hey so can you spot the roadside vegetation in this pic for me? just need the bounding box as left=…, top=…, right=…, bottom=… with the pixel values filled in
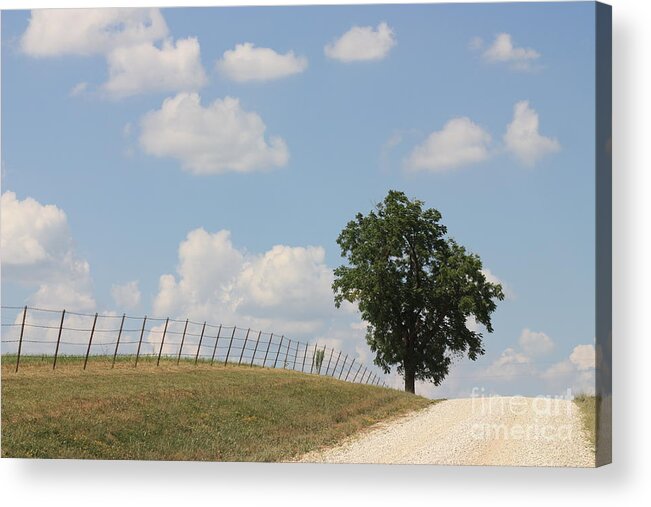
left=574, top=394, right=596, bottom=449
left=1, top=355, right=431, bottom=461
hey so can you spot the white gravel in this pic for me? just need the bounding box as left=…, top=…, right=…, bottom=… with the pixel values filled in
left=298, top=397, right=595, bottom=467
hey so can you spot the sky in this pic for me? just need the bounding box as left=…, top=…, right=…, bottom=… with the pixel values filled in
left=1, top=3, right=598, bottom=398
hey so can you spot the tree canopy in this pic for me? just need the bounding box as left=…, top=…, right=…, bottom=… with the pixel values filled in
left=333, top=190, right=504, bottom=394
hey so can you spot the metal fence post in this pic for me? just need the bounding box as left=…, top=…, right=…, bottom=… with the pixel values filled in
left=238, top=328, right=250, bottom=365
left=331, top=351, right=342, bottom=378
left=250, top=330, right=262, bottom=367
left=194, top=322, right=206, bottom=365
left=301, top=342, right=308, bottom=372
left=292, top=341, right=298, bottom=370
left=14, top=306, right=27, bottom=373
left=210, top=324, right=222, bottom=365
left=134, top=315, right=147, bottom=368
left=273, top=335, right=284, bottom=368
left=352, top=364, right=363, bottom=382
left=83, top=313, right=99, bottom=370
left=177, top=319, right=188, bottom=365
left=224, top=326, right=236, bottom=365
left=112, top=314, right=126, bottom=368
left=325, top=347, right=334, bottom=376
left=318, top=346, right=326, bottom=374
left=345, top=358, right=356, bottom=381
left=262, top=333, right=273, bottom=367
left=157, top=318, right=169, bottom=366
left=310, top=342, right=318, bottom=374
left=338, top=355, right=348, bottom=379
left=52, top=309, right=66, bottom=370
left=283, top=339, right=291, bottom=369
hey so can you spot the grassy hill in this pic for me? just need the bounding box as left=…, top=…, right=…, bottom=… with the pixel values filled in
left=1, top=356, right=432, bottom=461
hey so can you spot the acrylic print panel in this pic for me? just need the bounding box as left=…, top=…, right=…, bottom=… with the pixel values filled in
left=0, top=2, right=611, bottom=467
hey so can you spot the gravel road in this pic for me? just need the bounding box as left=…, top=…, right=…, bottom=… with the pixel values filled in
left=298, top=397, right=595, bottom=467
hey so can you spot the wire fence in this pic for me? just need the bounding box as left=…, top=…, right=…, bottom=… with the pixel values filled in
left=0, top=306, right=388, bottom=387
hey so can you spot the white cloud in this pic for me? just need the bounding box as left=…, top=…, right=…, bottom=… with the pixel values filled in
left=0, top=191, right=95, bottom=312
left=484, top=330, right=596, bottom=395
left=481, top=267, right=514, bottom=299
left=153, top=228, right=334, bottom=335
left=538, top=344, right=596, bottom=394
left=324, top=22, right=396, bottom=62
left=20, top=8, right=168, bottom=57
left=236, top=245, right=334, bottom=318
left=111, top=281, right=141, bottom=309
left=30, top=282, right=95, bottom=312
left=484, top=347, right=531, bottom=381
left=518, top=328, right=554, bottom=357
left=149, top=229, right=380, bottom=380
left=139, top=92, right=289, bottom=174
left=570, top=344, right=596, bottom=371
left=103, top=38, right=207, bottom=98
left=69, top=82, right=88, bottom=97
left=468, top=36, right=484, bottom=51
left=405, top=117, right=491, bottom=172
left=482, top=33, right=540, bottom=71
left=1, top=191, right=68, bottom=267
left=217, top=43, right=307, bottom=82
left=504, top=101, right=560, bottom=166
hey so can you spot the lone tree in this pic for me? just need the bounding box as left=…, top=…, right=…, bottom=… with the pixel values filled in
left=333, top=190, right=504, bottom=394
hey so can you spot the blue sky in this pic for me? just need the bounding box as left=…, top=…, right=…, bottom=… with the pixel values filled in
left=1, top=3, right=598, bottom=398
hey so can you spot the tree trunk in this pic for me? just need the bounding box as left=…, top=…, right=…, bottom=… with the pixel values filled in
left=404, top=332, right=416, bottom=394
left=404, top=367, right=416, bottom=394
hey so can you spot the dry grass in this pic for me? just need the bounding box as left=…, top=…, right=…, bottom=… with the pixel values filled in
left=1, top=355, right=431, bottom=462
left=574, top=394, right=596, bottom=449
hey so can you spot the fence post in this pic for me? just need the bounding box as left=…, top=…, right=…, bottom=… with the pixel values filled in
left=83, top=312, right=99, bottom=370
left=283, top=339, right=291, bottom=369
left=338, top=355, right=348, bottom=379
left=194, top=322, right=206, bottom=365
left=14, top=306, right=27, bottom=373
left=331, top=351, right=342, bottom=378
left=262, top=333, right=273, bottom=367
left=301, top=342, right=308, bottom=372
left=52, top=309, right=66, bottom=370
left=238, top=328, right=250, bottom=365
left=134, top=316, right=147, bottom=368
left=112, top=314, right=126, bottom=368
left=156, top=318, right=169, bottom=366
left=292, top=341, right=298, bottom=370
left=273, top=335, right=284, bottom=368
left=345, top=358, right=356, bottom=381
left=224, top=326, right=236, bottom=365
left=325, top=347, right=335, bottom=376
left=177, top=319, right=189, bottom=365
left=250, top=330, right=262, bottom=367
left=310, top=342, right=318, bottom=374
left=352, top=364, right=363, bottom=383
left=318, top=346, right=326, bottom=374
left=210, top=324, right=222, bottom=365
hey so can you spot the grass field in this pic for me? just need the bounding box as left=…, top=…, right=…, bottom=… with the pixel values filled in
left=1, top=355, right=432, bottom=462
left=574, top=394, right=596, bottom=449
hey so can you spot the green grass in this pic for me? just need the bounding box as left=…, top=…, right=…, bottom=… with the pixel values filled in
left=574, top=394, right=596, bottom=449
left=1, top=355, right=432, bottom=462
